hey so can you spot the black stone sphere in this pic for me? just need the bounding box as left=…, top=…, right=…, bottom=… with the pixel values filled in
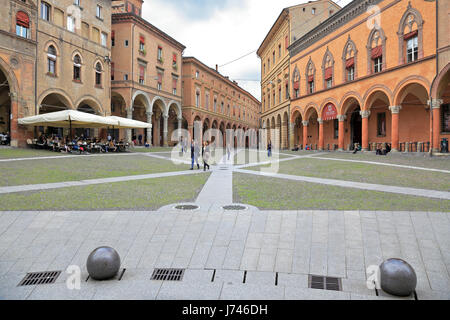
left=86, top=247, right=121, bottom=280
left=380, top=258, right=417, bottom=297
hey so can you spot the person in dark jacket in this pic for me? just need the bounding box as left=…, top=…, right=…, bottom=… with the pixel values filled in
left=190, top=139, right=200, bottom=170
left=267, top=140, right=272, bottom=157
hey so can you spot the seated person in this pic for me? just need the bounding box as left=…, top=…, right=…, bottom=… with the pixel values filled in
left=107, top=140, right=117, bottom=152
left=291, top=144, right=300, bottom=152
left=305, top=144, right=310, bottom=150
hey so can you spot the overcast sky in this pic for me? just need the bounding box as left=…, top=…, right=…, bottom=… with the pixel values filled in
left=142, top=0, right=353, bottom=101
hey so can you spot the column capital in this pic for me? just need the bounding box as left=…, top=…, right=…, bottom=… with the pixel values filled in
left=146, top=111, right=153, bottom=117
left=317, top=118, right=324, bottom=124
left=360, top=110, right=371, bottom=118
left=337, top=115, right=347, bottom=122
left=428, top=99, right=443, bottom=109
left=389, top=105, right=402, bottom=114
left=162, top=114, right=169, bottom=120
left=302, top=120, right=309, bottom=127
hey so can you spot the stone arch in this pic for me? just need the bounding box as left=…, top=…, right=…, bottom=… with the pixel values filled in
left=397, top=3, right=424, bottom=64
left=339, top=92, right=363, bottom=114
left=363, top=84, right=393, bottom=109
left=319, top=97, right=340, bottom=116
left=75, top=95, right=104, bottom=115
left=167, top=100, right=182, bottom=118
left=304, top=103, right=319, bottom=120
left=151, top=95, right=167, bottom=115
left=342, top=36, right=358, bottom=82
left=44, top=40, right=60, bottom=56
left=431, top=63, right=450, bottom=99
left=71, top=50, right=84, bottom=64
left=290, top=106, right=303, bottom=123
left=393, top=76, right=430, bottom=106
left=38, top=88, right=74, bottom=112
left=322, top=47, right=335, bottom=88
left=0, top=57, right=19, bottom=95
left=132, top=90, right=151, bottom=111
left=366, top=26, right=387, bottom=74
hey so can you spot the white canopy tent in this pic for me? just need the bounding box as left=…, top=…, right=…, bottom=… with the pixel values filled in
left=18, top=110, right=118, bottom=128
left=104, top=116, right=151, bottom=129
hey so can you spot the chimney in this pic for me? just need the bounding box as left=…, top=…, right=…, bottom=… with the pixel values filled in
left=215, top=64, right=218, bottom=72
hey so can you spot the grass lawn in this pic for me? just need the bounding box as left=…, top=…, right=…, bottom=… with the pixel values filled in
left=0, top=147, right=68, bottom=159
left=318, top=151, right=450, bottom=171
left=131, top=146, right=175, bottom=153
left=0, top=154, right=190, bottom=187
left=246, top=157, right=450, bottom=192
left=233, top=172, right=450, bottom=211
left=0, top=173, right=210, bottom=211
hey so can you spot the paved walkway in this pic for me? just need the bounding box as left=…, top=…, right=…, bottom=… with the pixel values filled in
left=0, top=208, right=449, bottom=300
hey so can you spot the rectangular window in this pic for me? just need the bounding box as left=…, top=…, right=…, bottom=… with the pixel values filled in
left=74, top=0, right=81, bottom=6
left=278, top=87, right=281, bottom=103
left=309, top=81, right=314, bottom=94
left=67, top=16, right=75, bottom=32
left=347, top=66, right=355, bottom=81
left=278, top=44, right=281, bottom=58
left=157, top=46, right=163, bottom=61
left=16, top=25, right=28, bottom=38
left=377, top=112, right=386, bottom=136
left=172, top=78, right=177, bottom=95
left=374, top=56, right=382, bottom=73
left=124, top=74, right=128, bottom=81
left=111, top=62, right=114, bottom=81
left=96, top=5, right=102, bottom=19
left=195, top=92, right=200, bottom=107
left=406, top=36, right=418, bottom=63
left=139, top=36, right=145, bottom=52
left=273, top=51, right=275, bottom=64
left=157, top=73, right=162, bottom=91
left=124, top=40, right=129, bottom=47
left=139, top=65, right=145, bottom=84
left=101, top=32, right=107, bottom=47
left=48, top=58, right=55, bottom=74
left=286, top=84, right=289, bottom=100
left=326, top=78, right=333, bottom=89
left=41, top=2, right=50, bottom=21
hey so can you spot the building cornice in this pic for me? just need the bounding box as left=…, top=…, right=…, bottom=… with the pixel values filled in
left=289, top=0, right=385, bottom=57
left=112, top=13, right=186, bottom=51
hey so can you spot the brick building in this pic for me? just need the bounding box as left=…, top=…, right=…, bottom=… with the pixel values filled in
left=182, top=57, right=261, bottom=148
left=288, top=0, right=449, bottom=153
left=110, top=0, right=185, bottom=146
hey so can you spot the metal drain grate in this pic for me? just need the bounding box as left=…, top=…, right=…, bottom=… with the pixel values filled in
left=151, top=268, right=185, bottom=281
left=308, top=275, right=342, bottom=291
left=18, top=271, right=61, bottom=286
left=175, top=205, right=199, bottom=210
left=223, top=205, right=246, bottom=210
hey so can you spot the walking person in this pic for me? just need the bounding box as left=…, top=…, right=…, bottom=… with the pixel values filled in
left=267, top=140, right=272, bottom=157
left=138, top=134, right=143, bottom=146
left=190, top=139, right=200, bottom=170
left=203, top=141, right=210, bottom=171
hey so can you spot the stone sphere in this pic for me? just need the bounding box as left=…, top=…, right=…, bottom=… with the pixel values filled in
left=86, top=247, right=121, bottom=280
left=380, top=258, right=417, bottom=297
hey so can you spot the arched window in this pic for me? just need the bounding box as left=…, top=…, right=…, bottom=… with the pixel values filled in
left=292, top=67, right=300, bottom=98
left=47, top=45, right=56, bottom=75
left=367, top=27, right=386, bottom=74
left=322, top=49, right=334, bottom=89
left=16, top=11, right=30, bottom=38
left=342, top=37, right=357, bottom=82
left=398, top=6, right=423, bottom=64
left=305, top=58, right=316, bottom=94
left=73, top=54, right=82, bottom=81
left=95, top=62, right=102, bottom=86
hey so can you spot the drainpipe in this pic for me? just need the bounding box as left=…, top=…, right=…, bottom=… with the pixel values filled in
left=429, top=0, right=439, bottom=157
left=34, top=9, right=39, bottom=139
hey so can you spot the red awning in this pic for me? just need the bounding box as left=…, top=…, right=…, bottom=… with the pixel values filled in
left=324, top=67, right=333, bottom=80
left=16, top=11, right=29, bottom=28
left=346, top=57, right=354, bottom=68
left=371, top=45, right=382, bottom=59
left=139, top=36, right=145, bottom=44
left=322, top=103, right=338, bottom=121
left=293, top=81, right=299, bottom=90
left=111, top=31, right=115, bottom=39
left=139, top=66, right=145, bottom=79
left=403, top=30, right=418, bottom=40
left=308, top=75, right=314, bottom=82
left=173, top=54, right=177, bottom=62
left=157, top=73, right=162, bottom=83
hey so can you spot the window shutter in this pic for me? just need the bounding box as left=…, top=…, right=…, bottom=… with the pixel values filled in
left=173, top=78, right=177, bottom=89
left=173, top=54, right=177, bottom=63
left=403, top=30, right=418, bottom=40
left=308, top=75, right=314, bottom=82
left=16, top=11, right=30, bottom=28
left=324, top=67, right=333, bottom=80
left=293, top=81, right=299, bottom=90
left=139, top=36, right=145, bottom=44
left=345, top=57, right=354, bottom=68
left=111, top=31, right=115, bottom=39
left=139, top=66, right=145, bottom=80
left=371, top=45, right=382, bottom=59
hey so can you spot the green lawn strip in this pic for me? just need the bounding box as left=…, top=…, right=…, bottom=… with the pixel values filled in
left=0, top=155, right=191, bottom=187
left=245, top=157, right=450, bottom=192
left=233, top=172, right=450, bottom=212
left=318, top=152, right=450, bottom=171
left=0, top=173, right=210, bottom=211
left=0, top=148, right=68, bottom=159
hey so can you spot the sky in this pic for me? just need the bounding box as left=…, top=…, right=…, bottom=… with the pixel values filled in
left=141, top=0, right=353, bottom=101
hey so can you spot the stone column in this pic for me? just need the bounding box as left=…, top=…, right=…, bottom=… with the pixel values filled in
left=337, top=115, right=346, bottom=151
left=360, top=110, right=370, bottom=151
left=163, top=114, right=168, bottom=147
left=126, top=108, right=133, bottom=143
left=429, top=99, right=442, bottom=152
left=318, top=118, right=324, bottom=151
left=146, top=111, right=153, bottom=146
left=302, top=120, right=309, bottom=150
left=389, top=106, right=402, bottom=152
